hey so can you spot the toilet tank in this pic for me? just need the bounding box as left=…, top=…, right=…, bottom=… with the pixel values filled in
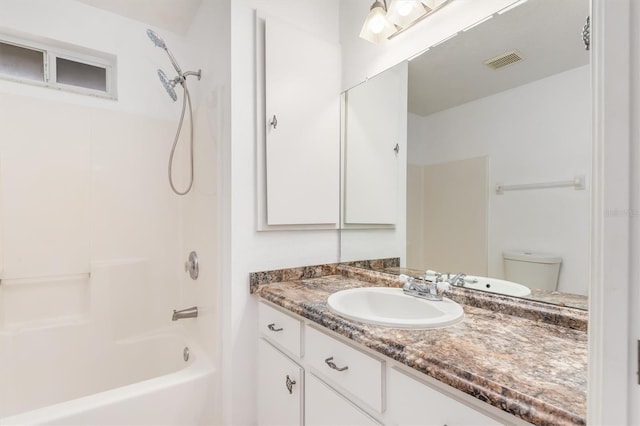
left=502, top=251, right=562, bottom=291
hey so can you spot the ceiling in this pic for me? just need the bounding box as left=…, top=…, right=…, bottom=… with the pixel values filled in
left=75, top=0, right=203, bottom=34
left=408, top=0, right=590, bottom=116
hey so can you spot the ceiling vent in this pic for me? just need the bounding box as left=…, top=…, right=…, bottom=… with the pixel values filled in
left=483, top=50, right=524, bottom=70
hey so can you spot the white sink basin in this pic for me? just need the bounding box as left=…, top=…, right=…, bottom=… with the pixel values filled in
left=463, top=276, right=531, bottom=297
left=327, top=287, right=464, bottom=329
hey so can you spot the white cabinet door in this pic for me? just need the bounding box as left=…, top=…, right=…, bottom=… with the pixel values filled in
left=343, top=61, right=408, bottom=225
left=258, top=338, right=303, bottom=426
left=387, top=367, right=502, bottom=426
left=305, top=373, right=380, bottom=426
left=264, top=15, right=340, bottom=226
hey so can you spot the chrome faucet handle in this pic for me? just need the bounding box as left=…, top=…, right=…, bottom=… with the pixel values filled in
left=399, top=274, right=415, bottom=291
left=435, top=281, right=451, bottom=296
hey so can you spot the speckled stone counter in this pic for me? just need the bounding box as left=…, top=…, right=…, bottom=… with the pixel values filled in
left=253, top=274, right=587, bottom=426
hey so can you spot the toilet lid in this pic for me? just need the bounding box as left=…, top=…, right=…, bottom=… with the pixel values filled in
left=503, top=250, right=562, bottom=264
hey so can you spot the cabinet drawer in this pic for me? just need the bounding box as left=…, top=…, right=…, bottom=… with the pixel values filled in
left=387, top=367, right=502, bottom=426
left=305, top=325, right=383, bottom=413
left=306, top=373, right=380, bottom=426
left=259, top=302, right=302, bottom=357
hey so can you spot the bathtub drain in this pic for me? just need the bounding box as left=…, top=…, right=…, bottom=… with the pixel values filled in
left=183, top=346, right=190, bottom=362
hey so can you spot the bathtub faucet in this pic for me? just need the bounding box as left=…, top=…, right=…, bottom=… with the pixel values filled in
left=172, top=306, right=198, bottom=321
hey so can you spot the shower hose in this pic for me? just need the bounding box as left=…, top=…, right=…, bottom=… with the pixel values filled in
left=168, top=81, right=194, bottom=196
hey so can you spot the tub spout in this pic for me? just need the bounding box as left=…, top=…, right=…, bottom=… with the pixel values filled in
left=172, top=306, right=198, bottom=321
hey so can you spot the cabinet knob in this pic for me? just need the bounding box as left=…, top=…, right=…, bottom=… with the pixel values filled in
left=393, top=143, right=399, bottom=154
left=285, top=375, right=296, bottom=394
left=267, top=323, right=283, bottom=332
left=325, top=356, right=349, bottom=372
left=269, top=115, right=278, bottom=129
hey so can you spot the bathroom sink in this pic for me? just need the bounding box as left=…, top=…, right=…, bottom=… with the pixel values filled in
left=463, top=276, right=531, bottom=297
left=327, top=287, right=464, bottom=329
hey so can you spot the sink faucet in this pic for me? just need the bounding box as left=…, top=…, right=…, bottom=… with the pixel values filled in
left=445, top=273, right=467, bottom=287
left=172, top=306, right=198, bottom=321
left=399, top=274, right=449, bottom=301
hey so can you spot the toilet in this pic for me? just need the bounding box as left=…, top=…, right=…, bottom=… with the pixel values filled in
left=502, top=250, right=562, bottom=291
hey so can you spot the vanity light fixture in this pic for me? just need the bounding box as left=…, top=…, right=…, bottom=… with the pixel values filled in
left=360, top=0, right=452, bottom=44
left=386, top=0, right=426, bottom=28
left=360, top=1, right=397, bottom=43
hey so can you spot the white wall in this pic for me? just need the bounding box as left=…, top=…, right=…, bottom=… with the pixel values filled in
left=628, top=0, right=640, bottom=423
left=225, top=1, right=340, bottom=424
left=407, top=66, right=591, bottom=294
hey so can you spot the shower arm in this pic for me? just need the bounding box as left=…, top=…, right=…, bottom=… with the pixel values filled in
left=182, top=70, right=202, bottom=80
left=170, top=70, right=202, bottom=88
left=163, top=70, right=201, bottom=95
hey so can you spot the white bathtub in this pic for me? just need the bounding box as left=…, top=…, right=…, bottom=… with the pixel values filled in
left=0, top=324, right=216, bottom=426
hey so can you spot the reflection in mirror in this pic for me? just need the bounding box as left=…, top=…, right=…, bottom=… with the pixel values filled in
left=340, top=0, right=590, bottom=310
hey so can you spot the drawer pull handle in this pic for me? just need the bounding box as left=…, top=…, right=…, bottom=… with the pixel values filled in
left=267, top=323, right=283, bottom=332
left=285, top=375, right=296, bottom=394
left=325, top=357, right=349, bottom=372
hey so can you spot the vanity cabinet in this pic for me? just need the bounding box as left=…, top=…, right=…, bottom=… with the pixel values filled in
left=258, top=300, right=518, bottom=426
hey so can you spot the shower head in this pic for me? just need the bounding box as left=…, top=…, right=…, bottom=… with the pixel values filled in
left=146, top=29, right=166, bottom=49
left=157, top=69, right=178, bottom=102
left=147, top=29, right=183, bottom=75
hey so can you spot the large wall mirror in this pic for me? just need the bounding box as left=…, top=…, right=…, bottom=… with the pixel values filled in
left=340, top=0, right=590, bottom=310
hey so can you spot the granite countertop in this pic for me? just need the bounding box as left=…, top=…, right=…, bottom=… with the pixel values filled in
left=254, top=274, right=587, bottom=426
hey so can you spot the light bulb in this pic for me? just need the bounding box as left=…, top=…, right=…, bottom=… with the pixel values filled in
left=397, top=2, right=414, bottom=16
left=369, top=15, right=387, bottom=34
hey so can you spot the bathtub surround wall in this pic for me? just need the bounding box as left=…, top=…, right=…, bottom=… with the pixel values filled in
left=407, top=156, right=489, bottom=276
left=0, top=0, right=221, bottom=421
left=179, top=4, right=229, bottom=420
left=0, top=0, right=185, bottom=324
left=407, top=65, right=591, bottom=295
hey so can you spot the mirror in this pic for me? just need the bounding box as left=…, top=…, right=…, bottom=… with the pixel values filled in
left=340, top=0, right=590, bottom=310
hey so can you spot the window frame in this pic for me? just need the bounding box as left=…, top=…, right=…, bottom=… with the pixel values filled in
left=0, top=33, right=117, bottom=100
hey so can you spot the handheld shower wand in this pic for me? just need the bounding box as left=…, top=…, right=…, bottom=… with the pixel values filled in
left=146, top=29, right=202, bottom=196
left=146, top=29, right=183, bottom=75
left=146, top=29, right=202, bottom=100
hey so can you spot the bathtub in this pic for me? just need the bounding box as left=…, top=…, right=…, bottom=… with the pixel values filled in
left=0, top=324, right=216, bottom=426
